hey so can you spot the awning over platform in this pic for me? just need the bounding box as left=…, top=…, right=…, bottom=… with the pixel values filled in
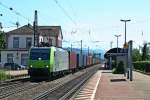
left=104, top=48, right=128, bottom=59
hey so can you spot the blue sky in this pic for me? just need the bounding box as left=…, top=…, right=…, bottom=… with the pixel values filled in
left=0, top=0, right=150, bottom=51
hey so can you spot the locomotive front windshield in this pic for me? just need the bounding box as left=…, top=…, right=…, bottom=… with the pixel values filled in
left=30, top=48, right=50, bottom=60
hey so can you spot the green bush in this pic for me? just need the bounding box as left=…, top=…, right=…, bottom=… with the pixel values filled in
left=112, top=60, right=117, bottom=69
left=113, top=61, right=125, bottom=74
left=0, top=70, right=11, bottom=81
left=133, top=61, right=150, bottom=72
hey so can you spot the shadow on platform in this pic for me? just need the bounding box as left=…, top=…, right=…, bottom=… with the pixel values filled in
left=110, top=78, right=126, bottom=82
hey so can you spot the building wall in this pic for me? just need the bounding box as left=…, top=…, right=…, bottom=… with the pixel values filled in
left=57, top=31, right=62, bottom=47
left=7, top=34, right=34, bottom=49
left=1, top=50, right=29, bottom=67
left=57, top=40, right=62, bottom=47
left=2, top=26, right=63, bottom=69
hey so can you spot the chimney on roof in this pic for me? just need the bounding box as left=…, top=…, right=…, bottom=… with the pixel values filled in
left=34, top=10, right=38, bottom=26
left=33, top=10, right=39, bottom=47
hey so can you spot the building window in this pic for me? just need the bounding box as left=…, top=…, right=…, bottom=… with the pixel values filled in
left=7, top=53, right=13, bottom=63
left=26, top=37, right=32, bottom=48
left=13, top=37, right=19, bottom=48
left=21, top=54, right=28, bottom=66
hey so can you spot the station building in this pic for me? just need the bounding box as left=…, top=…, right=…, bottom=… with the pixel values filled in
left=0, top=24, right=63, bottom=68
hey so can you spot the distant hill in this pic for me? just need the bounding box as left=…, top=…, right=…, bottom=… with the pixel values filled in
left=63, top=47, right=104, bottom=59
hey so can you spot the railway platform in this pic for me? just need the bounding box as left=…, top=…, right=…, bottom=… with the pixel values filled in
left=75, top=70, right=150, bottom=100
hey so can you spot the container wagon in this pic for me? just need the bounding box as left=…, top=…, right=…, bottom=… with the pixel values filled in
left=68, top=51, right=77, bottom=73
left=83, top=55, right=87, bottom=67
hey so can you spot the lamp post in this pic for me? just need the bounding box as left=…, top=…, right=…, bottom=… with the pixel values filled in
left=114, top=34, right=121, bottom=53
left=120, top=19, right=131, bottom=48
left=114, top=34, right=121, bottom=69
left=0, top=14, right=2, bottom=30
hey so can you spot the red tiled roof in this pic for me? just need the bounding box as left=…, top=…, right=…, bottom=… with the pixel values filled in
left=6, top=24, right=62, bottom=38
left=7, top=24, right=33, bottom=34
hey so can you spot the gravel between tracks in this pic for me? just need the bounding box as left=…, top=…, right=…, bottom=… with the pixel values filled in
left=3, top=64, right=101, bottom=100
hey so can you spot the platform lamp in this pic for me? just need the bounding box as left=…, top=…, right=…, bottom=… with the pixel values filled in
left=120, top=19, right=131, bottom=48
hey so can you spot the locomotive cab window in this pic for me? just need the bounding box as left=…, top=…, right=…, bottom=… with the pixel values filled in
left=30, top=48, right=50, bottom=60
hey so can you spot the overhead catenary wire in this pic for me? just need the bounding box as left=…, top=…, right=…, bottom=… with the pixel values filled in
left=66, top=0, right=79, bottom=23
left=53, top=0, right=77, bottom=26
left=0, top=1, right=59, bottom=28
left=0, top=1, right=31, bottom=24
left=53, top=0, right=94, bottom=49
left=0, top=18, right=21, bottom=29
left=66, top=0, right=76, bottom=17
left=0, top=1, right=78, bottom=32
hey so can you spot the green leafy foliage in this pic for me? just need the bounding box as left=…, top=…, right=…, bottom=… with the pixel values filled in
left=141, top=43, right=150, bottom=60
left=132, top=49, right=141, bottom=62
left=113, top=61, right=125, bottom=74
left=112, top=60, right=117, bottom=69
left=133, top=61, right=150, bottom=72
left=0, top=70, right=11, bottom=80
left=0, top=31, right=6, bottom=49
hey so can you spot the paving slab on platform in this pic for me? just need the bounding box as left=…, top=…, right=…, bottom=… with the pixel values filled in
left=74, top=71, right=102, bottom=100
left=94, top=70, right=150, bottom=100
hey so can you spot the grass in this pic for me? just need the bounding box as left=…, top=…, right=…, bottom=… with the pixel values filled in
left=0, top=70, right=11, bottom=81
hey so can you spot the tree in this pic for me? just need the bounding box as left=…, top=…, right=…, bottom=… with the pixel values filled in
left=113, top=61, right=124, bottom=74
left=0, top=31, right=6, bottom=49
left=142, top=43, right=149, bottom=60
left=132, top=48, right=141, bottom=62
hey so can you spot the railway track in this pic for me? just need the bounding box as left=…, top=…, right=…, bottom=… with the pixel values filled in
left=1, top=64, right=102, bottom=100
left=0, top=76, right=43, bottom=100
left=59, top=70, right=95, bottom=100
left=0, top=82, right=40, bottom=99
left=0, top=76, right=29, bottom=87
left=32, top=65, right=101, bottom=100
left=0, top=77, right=30, bottom=93
left=0, top=82, right=26, bottom=93
left=4, top=69, right=87, bottom=100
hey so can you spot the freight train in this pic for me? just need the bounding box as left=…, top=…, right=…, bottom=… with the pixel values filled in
left=28, top=47, right=100, bottom=79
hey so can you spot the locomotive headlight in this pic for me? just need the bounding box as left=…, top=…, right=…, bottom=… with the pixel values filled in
left=30, top=65, right=32, bottom=68
left=46, top=65, right=49, bottom=68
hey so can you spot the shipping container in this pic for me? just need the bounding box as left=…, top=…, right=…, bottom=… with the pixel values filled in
left=93, top=58, right=96, bottom=65
left=79, top=54, right=84, bottom=68
left=77, top=54, right=79, bottom=68
left=89, top=56, right=93, bottom=65
left=76, top=54, right=84, bottom=68
left=87, top=56, right=90, bottom=66
left=69, top=51, right=77, bottom=70
left=87, top=56, right=92, bottom=66
left=83, top=55, right=87, bottom=67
